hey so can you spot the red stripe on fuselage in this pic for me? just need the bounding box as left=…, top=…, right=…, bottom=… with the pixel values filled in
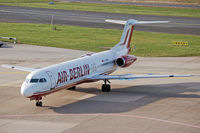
left=127, top=26, right=134, bottom=50
left=28, top=69, right=116, bottom=100
left=28, top=79, right=93, bottom=99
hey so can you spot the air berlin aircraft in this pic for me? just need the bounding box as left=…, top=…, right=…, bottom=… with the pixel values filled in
left=2, top=19, right=192, bottom=107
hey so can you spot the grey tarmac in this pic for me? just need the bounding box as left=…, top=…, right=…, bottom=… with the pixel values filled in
left=0, top=5, right=200, bottom=35
left=0, top=43, right=200, bottom=133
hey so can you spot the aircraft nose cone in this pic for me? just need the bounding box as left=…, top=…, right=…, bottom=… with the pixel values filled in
left=21, top=84, right=32, bottom=97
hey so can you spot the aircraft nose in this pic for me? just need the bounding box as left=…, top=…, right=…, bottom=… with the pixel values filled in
left=21, top=84, right=32, bottom=97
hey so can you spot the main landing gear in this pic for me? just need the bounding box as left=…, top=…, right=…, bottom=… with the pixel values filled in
left=101, top=79, right=111, bottom=92
left=35, top=96, right=43, bottom=107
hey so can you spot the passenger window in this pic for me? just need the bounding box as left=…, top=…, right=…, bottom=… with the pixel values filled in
left=30, top=79, right=39, bottom=83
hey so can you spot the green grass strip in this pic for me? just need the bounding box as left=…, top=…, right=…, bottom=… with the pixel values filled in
left=0, top=23, right=200, bottom=57
left=0, top=0, right=50, bottom=3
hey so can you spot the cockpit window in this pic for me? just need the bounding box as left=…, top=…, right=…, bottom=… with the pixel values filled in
left=30, top=78, right=46, bottom=83
left=39, top=78, right=47, bottom=83
left=30, top=79, right=39, bottom=83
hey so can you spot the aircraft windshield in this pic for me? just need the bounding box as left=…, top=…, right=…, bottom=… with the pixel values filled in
left=30, top=78, right=47, bottom=83
left=39, top=78, right=47, bottom=83
left=30, top=79, right=39, bottom=83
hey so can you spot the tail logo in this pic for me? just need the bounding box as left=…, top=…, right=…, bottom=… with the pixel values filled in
left=122, top=26, right=134, bottom=52
left=123, top=29, right=129, bottom=45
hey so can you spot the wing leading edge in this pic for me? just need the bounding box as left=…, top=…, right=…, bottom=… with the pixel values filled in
left=1, top=64, right=36, bottom=72
left=90, top=74, right=193, bottom=80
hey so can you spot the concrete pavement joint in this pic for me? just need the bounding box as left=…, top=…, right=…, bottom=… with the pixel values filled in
left=0, top=113, right=199, bottom=129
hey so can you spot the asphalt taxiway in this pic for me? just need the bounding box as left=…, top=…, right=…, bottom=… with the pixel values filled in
left=0, top=5, right=200, bottom=35
left=0, top=43, right=200, bottom=133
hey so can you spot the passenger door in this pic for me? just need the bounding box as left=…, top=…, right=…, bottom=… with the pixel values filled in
left=46, top=71, right=56, bottom=89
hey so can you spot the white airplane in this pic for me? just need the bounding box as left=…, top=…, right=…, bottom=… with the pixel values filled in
left=2, top=19, right=192, bottom=107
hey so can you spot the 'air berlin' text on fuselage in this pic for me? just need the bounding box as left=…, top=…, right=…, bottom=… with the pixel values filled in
left=57, top=64, right=90, bottom=85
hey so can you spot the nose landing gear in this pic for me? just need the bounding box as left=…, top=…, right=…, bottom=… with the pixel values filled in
left=101, top=79, right=111, bottom=92
left=36, top=101, right=43, bottom=107
left=35, top=96, right=43, bottom=107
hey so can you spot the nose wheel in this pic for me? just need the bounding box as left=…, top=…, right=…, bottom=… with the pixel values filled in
left=102, top=79, right=111, bottom=92
left=36, top=101, right=43, bottom=107
left=35, top=96, right=43, bottom=107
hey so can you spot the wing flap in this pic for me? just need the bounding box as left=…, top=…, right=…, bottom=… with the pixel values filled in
left=90, top=74, right=193, bottom=80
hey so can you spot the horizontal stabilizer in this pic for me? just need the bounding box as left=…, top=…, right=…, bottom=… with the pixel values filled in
left=105, top=19, right=126, bottom=25
left=105, top=19, right=170, bottom=25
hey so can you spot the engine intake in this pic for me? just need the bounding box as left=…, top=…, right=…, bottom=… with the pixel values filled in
left=116, top=55, right=137, bottom=67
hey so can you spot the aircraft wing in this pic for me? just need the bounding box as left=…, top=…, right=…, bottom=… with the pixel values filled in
left=90, top=74, right=193, bottom=80
left=1, top=64, right=36, bottom=72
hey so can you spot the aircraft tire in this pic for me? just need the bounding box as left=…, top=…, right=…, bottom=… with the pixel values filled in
left=39, top=101, right=43, bottom=106
left=101, top=84, right=106, bottom=92
left=36, top=101, right=43, bottom=107
left=105, top=84, right=111, bottom=92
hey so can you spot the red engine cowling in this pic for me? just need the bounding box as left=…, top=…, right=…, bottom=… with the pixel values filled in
left=116, top=55, right=137, bottom=67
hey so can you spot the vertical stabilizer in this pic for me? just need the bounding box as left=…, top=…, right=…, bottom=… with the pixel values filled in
left=105, top=19, right=169, bottom=54
left=106, top=19, right=138, bottom=54
left=119, top=20, right=136, bottom=53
